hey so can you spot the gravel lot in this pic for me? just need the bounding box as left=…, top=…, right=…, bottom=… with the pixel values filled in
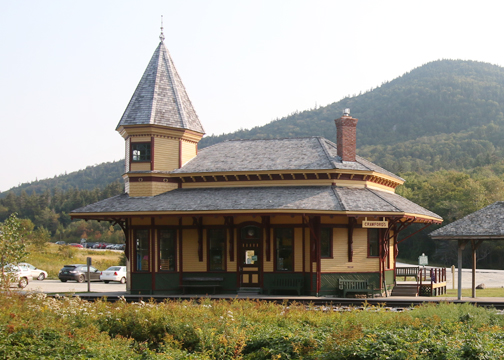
left=23, top=279, right=127, bottom=294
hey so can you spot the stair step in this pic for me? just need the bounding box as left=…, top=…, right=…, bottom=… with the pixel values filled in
left=391, top=284, right=418, bottom=297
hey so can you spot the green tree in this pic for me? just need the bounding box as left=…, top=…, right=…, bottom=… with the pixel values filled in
left=0, top=214, right=28, bottom=290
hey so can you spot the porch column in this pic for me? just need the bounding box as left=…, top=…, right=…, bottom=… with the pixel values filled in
left=457, top=240, right=467, bottom=300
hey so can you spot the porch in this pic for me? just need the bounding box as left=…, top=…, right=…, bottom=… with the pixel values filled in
left=392, top=266, right=447, bottom=296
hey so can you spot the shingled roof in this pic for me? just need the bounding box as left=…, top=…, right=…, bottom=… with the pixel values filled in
left=71, top=186, right=440, bottom=219
left=116, top=40, right=204, bottom=134
left=430, top=202, right=504, bottom=239
left=174, top=137, right=403, bottom=181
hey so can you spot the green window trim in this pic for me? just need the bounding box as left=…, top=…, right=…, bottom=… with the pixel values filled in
left=208, top=228, right=226, bottom=271
left=275, top=228, right=294, bottom=271
left=368, top=229, right=379, bottom=257
left=320, top=227, right=332, bottom=258
left=135, top=229, right=150, bottom=272
left=132, top=142, right=151, bottom=162
left=159, top=229, right=176, bottom=271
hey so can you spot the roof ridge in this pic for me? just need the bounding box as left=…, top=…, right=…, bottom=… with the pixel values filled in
left=221, top=136, right=325, bottom=143
left=160, top=44, right=188, bottom=128
left=366, top=188, right=401, bottom=212
left=318, top=137, right=339, bottom=169
left=317, top=138, right=335, bottom=168
left=330, top=186, right=346, bottom=210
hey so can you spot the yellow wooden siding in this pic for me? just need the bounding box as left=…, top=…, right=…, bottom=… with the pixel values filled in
left=130, top=162, right=151, bottom=171
left=204, top=217, right=224, bottom=226
left=131, top=136, right=151, bottom=142
left=128, top=181, right=177, bottom=197
left=181, top=139, right=197, bottom=166
left=182, top=229, right=206, bottom=272
left=154, top=217, right=179, bottom=226
left=270, top=216, right=301, bottom=225
left=131, top=218, right=152, bottom=226
left=231, top=216, right=258, bottom=224
left=125, top=139, right=130, bottom=173
left=321, top=228, right=379, bottom=272
left=154, top=138, right=179, bottom=171
left=294, top=228, right=303, bottom=272
left=304, top=228, right=310, bottom=271
left=321, top=216, right=347, bottom=225
left=263, top=227, right=273, bottom=272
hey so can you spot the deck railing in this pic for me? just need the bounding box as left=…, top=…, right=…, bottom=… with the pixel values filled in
left=395, top=267, right=447, bottom=296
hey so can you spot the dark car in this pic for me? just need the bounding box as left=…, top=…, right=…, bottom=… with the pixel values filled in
left=58, top=264, right=102, bottom=283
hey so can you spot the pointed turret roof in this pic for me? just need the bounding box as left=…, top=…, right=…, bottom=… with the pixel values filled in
left=116, top=39, right=205, bottom=134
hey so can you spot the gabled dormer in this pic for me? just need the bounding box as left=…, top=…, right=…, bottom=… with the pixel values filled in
left=116, top=32, right=205, bottom=197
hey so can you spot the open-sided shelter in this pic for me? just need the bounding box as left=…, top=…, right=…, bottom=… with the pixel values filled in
left=71, top=33, right=442, bottom=296
left=430, top=201, right=504, bottom=299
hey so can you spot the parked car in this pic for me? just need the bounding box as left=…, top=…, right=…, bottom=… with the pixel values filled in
left=105, top=244, right=116, bottom=250
left=1, top=264, right=31, bottom=288
left=69, top=243, right=83, bottom=248
left=58, top=264, right=102, bottom=283
left=55, top=241, right=65, bottom=245
left=18, top=262, right=48, bottom=280
left=100, top=266, right=127, bottom=284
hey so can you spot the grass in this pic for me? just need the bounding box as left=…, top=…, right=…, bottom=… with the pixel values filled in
left=23, top=243, right=123, bottom=279
left=442, top=287, right=504, bottom=297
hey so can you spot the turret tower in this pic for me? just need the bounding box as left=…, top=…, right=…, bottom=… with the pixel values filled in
left=116, top=29, right=205, bottom=197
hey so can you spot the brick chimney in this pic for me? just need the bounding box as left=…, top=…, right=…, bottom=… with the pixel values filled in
left=335, top=109, right=358, bottom=162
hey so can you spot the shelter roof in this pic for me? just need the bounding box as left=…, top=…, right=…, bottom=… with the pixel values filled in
left=116, top=40, right=204, bottom=134
left=174, top=137, right=403, bottom=181
left=430, top=202, right=504, bottom=239
left=71, top=186, right=440, bottom=219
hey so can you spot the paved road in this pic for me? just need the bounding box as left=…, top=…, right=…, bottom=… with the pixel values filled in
left=23, top=279, right=127, bottom=294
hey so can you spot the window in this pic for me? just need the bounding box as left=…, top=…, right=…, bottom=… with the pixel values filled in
left=131, top=143, right=151, bottom=162
left=368, top=229, right=379, bottom=257
left=135, top=229, right=149, bottom=271
left=320, top=227, right=332, bottom=258
left=275, top=228, right=293, bottom=271
left=208, top=229, right=226, bottom=271
left=159, top=229, right=176, bottom=271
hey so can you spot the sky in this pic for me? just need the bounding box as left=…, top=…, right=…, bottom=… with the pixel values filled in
left=1, top=0, right=504, bottom=192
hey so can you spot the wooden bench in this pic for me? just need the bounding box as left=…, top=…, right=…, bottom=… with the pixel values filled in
left=181, top=277, right=223, bottom=294
left=267, top=277, right=304, bottom=295
left=339, top=279, right=374, bottom=298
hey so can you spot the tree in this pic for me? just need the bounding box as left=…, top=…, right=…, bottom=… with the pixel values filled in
left=0, top=213, right=28, bottom=290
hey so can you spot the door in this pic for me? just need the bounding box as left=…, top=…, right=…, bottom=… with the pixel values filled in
left=238, top=225, right=262, bottom=287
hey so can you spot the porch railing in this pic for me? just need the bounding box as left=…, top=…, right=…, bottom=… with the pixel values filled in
left=395, top=267, right=447, bottom=296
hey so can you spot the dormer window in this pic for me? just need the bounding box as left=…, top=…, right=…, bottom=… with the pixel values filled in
left=132, top=143, right=151, bottom=162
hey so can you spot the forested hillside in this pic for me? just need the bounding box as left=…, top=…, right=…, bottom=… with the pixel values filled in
left=0, top=160, right=123, bottom=198
left=3, top=59, right=504, bottom=267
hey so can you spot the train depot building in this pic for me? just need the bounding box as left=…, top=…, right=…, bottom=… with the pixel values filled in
left=71, top=34, right=442, bottom=296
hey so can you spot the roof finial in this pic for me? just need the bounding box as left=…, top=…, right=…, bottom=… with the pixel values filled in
left=159, top=15, right=165, bottom=42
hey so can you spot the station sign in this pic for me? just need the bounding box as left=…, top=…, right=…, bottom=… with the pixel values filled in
left=362, top=218, right=389, bottom=228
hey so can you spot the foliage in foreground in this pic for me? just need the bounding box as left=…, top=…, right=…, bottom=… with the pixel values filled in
left=2, top=294, right=504, bottom=359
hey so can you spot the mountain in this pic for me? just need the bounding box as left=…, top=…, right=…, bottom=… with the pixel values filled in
left=201, top=60, right=504, bottom=148
left=0, top=161, right=124, bottom=198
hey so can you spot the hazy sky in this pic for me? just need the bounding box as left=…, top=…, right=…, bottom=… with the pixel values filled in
left=1, top=0, right=504, bottom=192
